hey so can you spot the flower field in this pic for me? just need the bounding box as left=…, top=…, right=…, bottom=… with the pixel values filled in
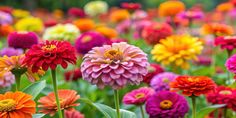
left=1, top=0, right=236, bottom=118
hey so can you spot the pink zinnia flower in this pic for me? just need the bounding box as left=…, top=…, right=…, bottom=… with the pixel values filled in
left=226, top=54, right=236, bottom=79
left=0, top=72, right=15, bottom=88
left=215, top=36, right=236, bottom=51
left=65, top=110, right=84, bottom=118
left=81, top=42, right=149, bottom=89
left=123, top=87, right=154, bottom=105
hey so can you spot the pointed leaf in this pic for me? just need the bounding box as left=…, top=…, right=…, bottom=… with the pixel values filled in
left=197, top=104, right=226, bottom=118
left=33, top=113, right=45, bottom=118
left=23, top=80, right=46, bottom=100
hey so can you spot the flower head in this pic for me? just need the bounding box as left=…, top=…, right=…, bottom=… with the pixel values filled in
left=201, top=23, right=234, bottom=36
left=38, top=90, right=80, bottom=116
left=95, top=26, right=118, bottom=39
left=23, top=40, right=77, bottom=72
left=143, top=63, right=164, bottom=84
left=150, top=72, right=178, bottom=92
left=110, top=9, right=130, bottom=23
left=0, top=47, right=23, bottom=57
left=64, top=68, right=82, bottom=81
left=73, top=18, right=95, bottom=32
left=121, top=2, right=141, bottom=11
left=215, top=36, right=236, bottom=51
left=0, top=24, right=14, bottom=37
left=216, top=2, right=234, bottom=12
left=65, top=110, right=84, bottom=118
left=8, top=31, right=39, bottom=49
left=158, top=1, right=185, bottom=17
left=15, top=17, right=44, bottom=32
left=81, top=42, right=149, bottom=89
left=225, top=54, right=236, bottom=77
left=12, top=9, right=30, bottom=18
left=145, top=91, right=189, bottom=118
left=170, top=76, right=216, bottom=96
left=151, top=35, right=203, bottom=69
left=0, top=72, right=15, bottom=88
left=67, top=7, right=86, bottom=18
left=0, top=91, right=36, bottom=118
left=123, top=87, right=154, bottom=105
left=0, top=11, right=12, bottom=25
left=84, top=1, right=108, bottom=17
left=177, top=10, right=204, bottom=20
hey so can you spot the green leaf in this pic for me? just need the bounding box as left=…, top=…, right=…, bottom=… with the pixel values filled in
left=197, top=104, right=226, bottom=118
left=23, top=80, right=46, bottom=100
left=33, top=113, right=45, bottom=118
left=79, top=98, right=137, bottom=118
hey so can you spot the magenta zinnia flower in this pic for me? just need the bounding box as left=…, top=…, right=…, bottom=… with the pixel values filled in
left=123, top=87, right=154, bottom=105
left=215, top=36, right=236, bottom=51
left=81, top=42, right=149, bottom=89
left=226, top=54, right=236, bottom=79
left=145, top=91, right=189, bottom=118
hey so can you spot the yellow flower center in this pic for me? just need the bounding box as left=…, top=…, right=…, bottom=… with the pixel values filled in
left=162, top=78, right=170, bottom=83
left=188, top=77, right=199, bottom=82
left=0, top=99, right=16, bottom=112
left=219, top=90, right=232, bottom=95
left=81, top=36, right=92, bottom=43
left=104, top=49, right=122, bottom=60
left=135, top=93, right=145, bottom=99
left=42, top=44, right=57, bottom=51
left=18, top=31, right=28, bottom=34
left=160, top=100, right=173, bottom=110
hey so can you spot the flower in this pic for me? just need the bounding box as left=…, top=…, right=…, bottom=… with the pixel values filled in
left=132, top=10, right=148, bottom=20
left=0, top=47, right=23, bottom=57
left=0, top=11, right=12, bottom=25
left=0, top=6, right=13, bottom=14
left=158, top=1, right=185, bottom=17
left=195, top=56, right=211, bottom=66
left=150, top=72, right=178, bottom=92
left=216, top=2, right=234, bottom=12
left=207, top=86, right=236, bottom=111
left=44, top=19, right=57, bottom=27
left=23, top=40, right=77, bottom=73
left=12, top=9, right=30, bottom=18
left=177, top=10, right=204, bottom=20
left=170, top=76, right=216, bottom=96
left=145, top=91, right=189, bottom=118
left=133, top=20, right=152, bottom=39
left=15, top=17, right=44, bottom=32
left=0, top=91, right=36, bottom=118
left=73, top=18, right=95, bottom=32
left=84, top=1, right=108, bottom=17
left=123, top=87, right=154, bottom=105
left=81, top=42, right=149, bottom=89
left=121, top=2, right=141, bottom=11
left=116, top=20, right=131, bottom=34
left=141, top=22, right=173, bottom=45
left=95, top=26, right=118, bottom=39
left=65, top=110, right=84, bottom=118
left=75, top=31, right=109, bottom=54
left=225, top=54, right=236, bottom=79
left=43, top=24, right=80, bottom=41
left=215, top=36, right=236, bottom=51
left=67, top=7, right=86, bottom=18
left=8, top=31, right=39, bottom=49
left=0, top=72, right=15, bottom=88
left=64, top=68, right=82, bottom=81
left=201, top=23, right=234, bottom=36
left=110, top=9, right=130, bottom=23
left=143, top=63, right=164, bottom=84
left=0, top=24, right=14, bottom=37
left=151, top=35, right=203, bottom=69
left=38, top=90, right=80, bottom=116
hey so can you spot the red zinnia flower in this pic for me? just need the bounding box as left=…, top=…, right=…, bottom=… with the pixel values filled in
left=121, top=2, right=141, bottom=11
left=64, top=68, right=82, bottom=81
left=23, top=40, right=77, bottom=73
left=215, top=36, right=236, bottom=51
left=143, top=63, right=164, bottom=84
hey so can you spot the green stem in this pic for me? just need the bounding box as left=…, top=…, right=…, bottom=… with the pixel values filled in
left=51, top=69, right=63, bottom=118
left=140, top=105, right=145, bottom=118
left=223, top=107, right=227, bottom=118
left=226, top=50, right=233, bottom=85
left=114, top=90, right=121, bottom=118
left=15, top=74, right=21, bottom=91
left=191, top=96, right=196, bottom=118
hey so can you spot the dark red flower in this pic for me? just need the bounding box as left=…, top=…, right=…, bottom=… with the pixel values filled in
left=215, top=36, right=236, bottom=51
left=23, top=40, right=77, bottom=72
left=67, top=7, right=86, bottom=18
left=64, top=68, right=82, bottom=81
left=44, top=19, right=57, bottom=27
left=143, top=63, right=164, bottom=84
left=121, top=2, right=141, bottom=11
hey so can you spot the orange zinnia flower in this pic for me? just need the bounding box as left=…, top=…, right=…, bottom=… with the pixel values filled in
left=73, top=18, right=95, bottom=32
left=170, top=76, right=216, bottom=96
left=216, top=2, right=234, bottom=12
left=0, top=24, right=14, bottom=37
left=158, top=0, right=185, bottom=17
left=0, top=91, right=36, bottom=118
left=201, top=23, right=234, bottom=36
left=38, top=90, right=80, bottom=116
left=110, top=9, right=130, bottom=23
left=95, top=26, right=118, bottom=39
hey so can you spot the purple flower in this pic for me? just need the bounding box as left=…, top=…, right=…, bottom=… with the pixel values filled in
left=150, top=72, right=178, bottom=92
left=75, top=31, right=109, bottom=54
left=0, top=11, right=12, bottom=25
left=0, top=47, right=23, bottom=57
left=229, top=9, right=236, bottom=19
left=177, top=10, right=204, bottom=20
left=145, top=91, right=189, bottom=118
left=116, top=20, right=131, bottom=34
left=0, top=72, right=15, bottom=88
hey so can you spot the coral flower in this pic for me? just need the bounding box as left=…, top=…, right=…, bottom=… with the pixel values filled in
left=110, top=9, right=130, bottom=23
left=216, top=2, right=234, bottom=12
left=0, top=91, right=36, bottom=118
left=15, top=17, right=44, bottom=33
left=145, top=91, right=189, bottom=118
left=170, top=76, right=216, bottom=96
left=64, top=68, right=82, bottom=81
left=123, top=87, right=154, bottom=105
left=95, top=26, right=118, bottom=39
left=141, top=22, right=173, bottom=45
left=0, top=24, right=14, bottom=37
left=158, top=1, right=185, bottom=17
left=151, top=35, right=203, bottom=69
left=38, top=90, right=80, bottom=116
left=73, top=18, right=95, bottom=32
left=201, top=23, right=234, bottom=36
left=215, top=36, right=236, bottom=51
left=143, top=63, right=164, bottom=84
left=23, top=40, right=77, bottom=73
left=81, top=42, right=149, bottom=89
left=65, top=110, right=84, bottom=118
left=207, top=86, right=236, bottom=111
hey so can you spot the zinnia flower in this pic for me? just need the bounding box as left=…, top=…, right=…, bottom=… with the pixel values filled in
left=12, top=9, right=30, bottom=18
left=81, top=42, right=149, bottom=89
left=38, top=90, right=80, bottom=116
left=151, top=35, right=203, bottom=69
left=0, top=11, right=12, bottom=25
left=150, top=72, right=178, bottom=92
left=73, top=18, right=95, bottom=32
left=65, top=110, right=84, bottom=118
left=201, top=23, right=234, bottom=36
left=23, top=40, right=77, bottom=73
left=43, top=24, right=80, bottom=41
left=15, top=17, right=44, bottom=33
left=177, top=10, right=204, bottom=20
left=145, top=91, right=189, bottom=118
left=143, top=63, right=164, bottom=84
left=95, top=26, right=118, bottom=39
left=170, top=76, right=216, bottom=96
left=215, top=36, right=236, bottom=51
left=121, top=2, right=141, bottom=11
left=141, top=22, right=173, bottom=45
left=75, top=31, right=109, bottom=54
left=8, top=31, right=39, bottom=49
left=0, top=24, right=14, bottom=37
left=123, top=87, right=154, bottom=105
left=0, top=47, right=23, bottom=57
left=67, top=7, right=86, bottom=18
left=225, top=54, right=236, bottom=79
left=110, top=9, right=130, bottom=23
left=64, top=68, right=82, bottom=81
left=0, top=91, right=36, bottom=118
left=0, top=72, right=15, bottom=88
left=216, top=2, right=234, bottom=12
left=158, top=1, right=185, bottom=17
left=84, top=1, right=108, bottom=17
left=207, top=86, right=236, bottom=111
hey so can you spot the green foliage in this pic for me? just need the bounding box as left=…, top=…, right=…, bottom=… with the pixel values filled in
left=197, top=104, right=226, bottom=118
left=23, top=80, right=46, bottom=100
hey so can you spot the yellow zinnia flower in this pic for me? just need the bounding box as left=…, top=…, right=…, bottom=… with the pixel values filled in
left=12, top=9, right=30, bottom=19
left=15, top=17, right=44, bottom=33
left=151, top=35, right=203, bottom=69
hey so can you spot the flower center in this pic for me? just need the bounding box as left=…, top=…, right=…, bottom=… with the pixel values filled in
left=135, top=93, right=145, bottom=99
left=160, top=100, right=173, bottom=110
left=188, top=77, right=199, bottom=82
left=162, top=78, right=170, bottom=83
left=0, top=99, right=16, bottom=112
left=17, top=31, right=28, bottom=34
left=104, top=49, right=122, bottom=60
left=81, top=36, right=92, bottom=43
left=42, top=44, right=57, bottom=51
left=219, top=90, right=232, bottom=95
